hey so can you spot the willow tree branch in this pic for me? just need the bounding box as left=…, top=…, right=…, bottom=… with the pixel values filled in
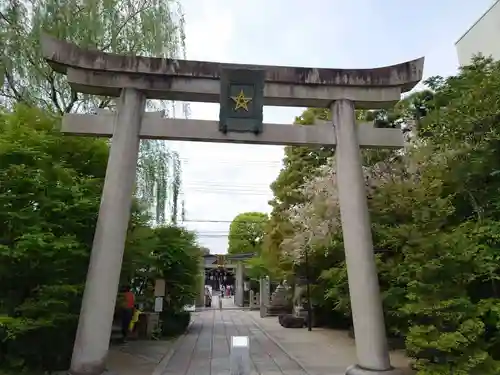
left=64, top=89, right=79, bottom=113
left=0, top=11, right=12, bottom=25
left=47, top=73, right=64, bottom=114
left=101, top=1, right=150, bottom=52
left=3, top=68, right=25, bottom=103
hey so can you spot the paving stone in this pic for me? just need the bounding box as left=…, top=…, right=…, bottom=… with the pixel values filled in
left=160, top=308, right=308, bottom=375
left=247, top=311, right=414, bottom=375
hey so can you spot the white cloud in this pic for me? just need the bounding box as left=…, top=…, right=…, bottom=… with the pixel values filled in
left=182, top=0, right=235, bottom=62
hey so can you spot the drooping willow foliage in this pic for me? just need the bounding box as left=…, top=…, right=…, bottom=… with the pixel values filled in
left=136, top=140, right=182, bottom=224
left=1, top=0, right=189, bottom=224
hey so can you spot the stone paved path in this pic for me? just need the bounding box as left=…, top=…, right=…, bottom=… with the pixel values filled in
left=160, top=309, right=308, bottom=375
left=107, top=339, right=175, bottom=375
left=248, top=311, right=414, bottom=375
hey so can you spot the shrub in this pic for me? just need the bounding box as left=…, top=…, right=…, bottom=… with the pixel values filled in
left=159, top=310, right=191, bottom=337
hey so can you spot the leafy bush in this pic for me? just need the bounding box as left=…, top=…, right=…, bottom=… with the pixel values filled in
left=153, top=226, right=201, bottom=311
left=0, top=313, right=78, bottom=370
left=0, top=107, right=201, bottom=372
left=264, top=58, right=500, bottom=374
left=0, top=106, right=108, bottom=372
left=159, top=310, right=191, bottom=337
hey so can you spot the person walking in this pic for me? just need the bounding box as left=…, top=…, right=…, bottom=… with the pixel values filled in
left=119, top=285, right=135, bottom=342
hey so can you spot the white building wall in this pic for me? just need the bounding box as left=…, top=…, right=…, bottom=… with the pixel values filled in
left=456, top=0, right=500, bottom=66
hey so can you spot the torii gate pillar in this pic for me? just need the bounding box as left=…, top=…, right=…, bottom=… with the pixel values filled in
left=333, top=100, right=398, bottom=375
left=71, top=89, right=145, bottom=375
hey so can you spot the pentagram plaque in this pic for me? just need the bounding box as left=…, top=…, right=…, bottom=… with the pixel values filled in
left=219, top=68, right=264, bottom=134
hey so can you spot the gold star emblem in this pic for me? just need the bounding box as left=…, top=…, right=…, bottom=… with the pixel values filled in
left=231, top=90, right=252, bottom=112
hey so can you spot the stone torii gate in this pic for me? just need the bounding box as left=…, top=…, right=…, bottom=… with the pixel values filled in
left=200, top=253, right=255, bottom=308
left=41, top=34, right=423, bottom=375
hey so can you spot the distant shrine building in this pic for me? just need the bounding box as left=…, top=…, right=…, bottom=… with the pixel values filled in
left=200, top=253, right=254, bottom=305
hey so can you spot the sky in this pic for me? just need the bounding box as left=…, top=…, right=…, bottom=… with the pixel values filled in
left=168, top=0, right=494, bottom=254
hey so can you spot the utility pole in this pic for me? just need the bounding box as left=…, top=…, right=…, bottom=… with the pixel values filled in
left=304, top=245, right=312, bottom=332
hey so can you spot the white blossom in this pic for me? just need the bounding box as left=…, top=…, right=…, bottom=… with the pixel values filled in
left=280, top=156, right=408, bottom=263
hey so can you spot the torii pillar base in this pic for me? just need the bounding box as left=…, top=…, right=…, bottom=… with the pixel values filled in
left=346, top=365, right=403, bottom=375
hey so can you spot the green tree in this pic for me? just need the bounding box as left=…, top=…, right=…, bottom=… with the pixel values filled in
left=0, top=105, right=200, bottom=372
left=152, top=226, right=201, bottom=337
left=264, top=108, right=334, bottom=278
left=275, top=57, right=500, bottom=374
left=0, top=0, right=186, bottom=225
left=0, top=105, right=110, bottom=371
left=228, top=212, right=269, bottom=255
left=154, top=226, right=201, bottom=310
left=1, top=0, right=186, bottom=112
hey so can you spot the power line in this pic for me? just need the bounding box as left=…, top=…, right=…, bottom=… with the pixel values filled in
left=182, top=186, right=271, bottom=192
left=179, top=190, right=271, bottom=196
left=183, top=186, right=269, bottom=188
left=179, top=181, right=274, bottom=194
left=179, top=228, right=263, bottom=238
left=197, top=235, right=228, bottom=238
left=181, top=187, right=271, bottom=192
left=181, top=162, right=283, bottom=169
left=179, top=158, right=283, bottom=166
left=180, top=156, right=282, bottom=161
left=192, top=231, right=230, bottom=234
left=184, top=181, right=273, bottom=187
left=183, top=219, right=233, bottom=223
left=192, top=229, right=231, bottom=232
left=181, top=163, right=282, bottom=169
left=183, top=218, right=269, bottom=223
left=196, top=235, right=260, bottom=238
left=182, top=183, right=274, bottom=190
left=193, top=232, right=265, bottom=237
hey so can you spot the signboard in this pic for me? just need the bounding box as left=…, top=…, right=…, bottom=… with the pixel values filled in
left=154, top=297, right=164, bottom=312
left=154, top=279, right=166, bottom=297
left=230, top=336, right=250, bottom=375
left=219, top=68, right=265, bottom=135
left=217, top=255, right=226, bottom=268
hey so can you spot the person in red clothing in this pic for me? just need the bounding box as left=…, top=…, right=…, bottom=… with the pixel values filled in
left=120, top=285, right=135, bottom=341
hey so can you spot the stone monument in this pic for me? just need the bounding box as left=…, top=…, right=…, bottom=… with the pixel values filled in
left=267, top=283, right=291, bottom=316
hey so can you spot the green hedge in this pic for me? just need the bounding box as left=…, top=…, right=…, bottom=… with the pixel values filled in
left=159, top=310, right=191, bottom=337
left=0, top=315, right=77, bottom=372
